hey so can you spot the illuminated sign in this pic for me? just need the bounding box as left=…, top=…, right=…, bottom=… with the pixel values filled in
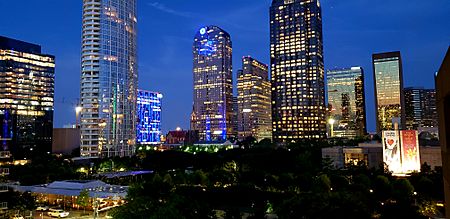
left=382, top=131, right=402, bottom=174
left=199, top=27, right=206, bottom=35
left=400, top=130, right=421, bottom=173
left=383, top=130, right=421, bottom=175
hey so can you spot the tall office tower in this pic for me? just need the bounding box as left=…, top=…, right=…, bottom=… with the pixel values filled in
left=404, top=87, right=438, bottom=130
left=192, top=26, right=233, bottom=141
left=80, top=0, right=138, bottom=157
left=136, top=90, right=162, bottom=145
left=270, top=0, right=326, bottom=143
left=372, top=52, right=405, bottom=133
left=0, top=36, right=55, bottom=159
left=237, top=56, right=272, bottom=141
left=327, top=67, right=367, bottom=138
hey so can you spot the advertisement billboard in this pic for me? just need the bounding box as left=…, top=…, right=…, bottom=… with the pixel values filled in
left=400, top=130, right=421, bottom=173
left=382, top=131, right=402, bottom=174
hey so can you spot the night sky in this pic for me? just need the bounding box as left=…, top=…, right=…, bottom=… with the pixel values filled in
left=0, top=0, right=448, bottom=133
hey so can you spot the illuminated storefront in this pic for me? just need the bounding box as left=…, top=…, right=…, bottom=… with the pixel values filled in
left=0, top=36, right=55, bottom=159
left=237, top=57, right=272, bottom=141
left=270, top=0, right=326, bottom=142
left=192, top=26, right=233, bottom=141
left=136, top=90, right=162, bottom=145
left=327, top=67, right=367, bottom=138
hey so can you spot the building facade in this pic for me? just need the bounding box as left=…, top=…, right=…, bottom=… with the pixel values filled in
left=270, top=0, right=326, bottom=143
left=191, top=26, right=233, bottom=141
left=80, top=0, right=138, bottom=157
left=372, top=52, right=405, bottom=133
left=136, top=90, right=162, bottom=145
left=436, top=47, right=450, bottom=217
left=0, top=36, right=55, bottom=159
left=327, top=67, right=366, bottom=138
left=237, top=56, right=272, bottom=141
left=404, top=87, right=438, bottom=130
left=52, top=128, right=80, bottom=155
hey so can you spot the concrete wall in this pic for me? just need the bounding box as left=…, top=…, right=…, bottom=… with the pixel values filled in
left=52, top=128, right=80, bottom=155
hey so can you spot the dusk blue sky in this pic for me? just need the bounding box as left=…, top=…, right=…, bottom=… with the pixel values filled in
left=0, top=0, right=448, bottom=133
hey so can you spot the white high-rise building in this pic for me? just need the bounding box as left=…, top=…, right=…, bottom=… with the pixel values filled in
left=80, top=0, right=138, bottom=157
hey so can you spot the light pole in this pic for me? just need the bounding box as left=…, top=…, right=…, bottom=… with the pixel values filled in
left=328, top=118, right=335, bottom=138
left=75, top=106, right=83, bottom=128
left=243, top=109, right=252, bottom=139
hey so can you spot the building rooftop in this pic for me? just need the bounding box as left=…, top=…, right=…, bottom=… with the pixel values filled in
left=13, top=180, right=128, bottom=199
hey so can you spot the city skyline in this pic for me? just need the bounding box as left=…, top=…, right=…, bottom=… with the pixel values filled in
left=0, top=0, right=448, bottom=134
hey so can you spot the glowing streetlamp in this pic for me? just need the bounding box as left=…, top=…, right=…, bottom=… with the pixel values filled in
left=75, top=106, right=83, bottom=128
left=328, top=118, right=335, bottom=138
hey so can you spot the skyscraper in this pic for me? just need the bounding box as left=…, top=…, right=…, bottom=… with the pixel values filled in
left=192, top=26, right=233, bottom=141
left=327, top=67, right=366, bottom=138
left=80, top=0, right=138, bottom=157
left=372, top=52, right=405, bottom=133
left=136, top=90, right=162, bottom=145
left=0, top=36, right=55, bottom=159
left=237, top=56, right=272, bottom=141
left=404, top=87, right=438, bottom=130
left=270, top=0, right=326, bottom=143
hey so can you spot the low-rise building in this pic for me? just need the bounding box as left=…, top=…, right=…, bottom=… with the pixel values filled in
left=13, top=180, right=127, bottom=210
left=322, top=142, right=442, bottom=170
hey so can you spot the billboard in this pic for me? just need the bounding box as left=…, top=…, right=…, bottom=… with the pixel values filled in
left=400, top=130, right=421, bottom=173
left=382, top=131, right=402, bottom=174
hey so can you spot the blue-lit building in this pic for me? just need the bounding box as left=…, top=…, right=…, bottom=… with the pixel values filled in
left=191, top=26, right=233, bottom=141
left=136, top=90, right=162, bottom=145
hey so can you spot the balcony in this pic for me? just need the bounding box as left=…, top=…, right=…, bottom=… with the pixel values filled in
left=0, top=168, right=9, bottom=176
left=0, top=151, right=10, bottom=159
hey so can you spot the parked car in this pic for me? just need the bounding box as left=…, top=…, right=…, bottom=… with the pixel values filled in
left=36, top=206, right=49, bottom=211
left=11, top=214, right=24, bottom=219
left=47, top=208, right=69, bottom=218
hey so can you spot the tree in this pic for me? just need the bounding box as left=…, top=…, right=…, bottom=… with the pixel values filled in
left=76, top=189, right=90, bottom=214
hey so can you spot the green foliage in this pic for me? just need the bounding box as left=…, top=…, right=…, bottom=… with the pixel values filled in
left=76, top=189, right=90, bottom=213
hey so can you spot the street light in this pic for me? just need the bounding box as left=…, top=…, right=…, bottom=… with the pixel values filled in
left=328, top=118, right=335, bottom=138
left=242, top=109, right=252, bottom=139
left=75, top=106, right=83, bottom=128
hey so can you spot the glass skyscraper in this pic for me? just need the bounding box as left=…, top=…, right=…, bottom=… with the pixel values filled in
left=80, top=0, right=138, bottom=157
left=404, top=87, right=438, bottom=130
left=0, top=36, right=55, bottom=159
left=237, top=56, right=272, bottom=141
left=372, top=51, right=405, bottom=133
left=136, top=90, right=162, bottom=145
left=327, top=67, right=366, bottom=138
left=270, top=0, right=326, bottom=143
left=191, top=26, right=233, bottom=142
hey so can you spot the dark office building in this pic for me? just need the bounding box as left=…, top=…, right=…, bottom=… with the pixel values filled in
left=404, top=87, right=438, bottom=130
left=270, top=0, right=326, bottom=143
left=372, top=51, right=405, bottom=133
left=327, top=67, right=367, bottom=138
left=0, top=36, right=55, bottom=159
left=436, top=47, right=450, bottom=218
left=52, top=128, right=80, bottom=155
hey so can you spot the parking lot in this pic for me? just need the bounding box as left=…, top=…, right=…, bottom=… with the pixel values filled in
left=33, top=210, right=112, bottom=219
